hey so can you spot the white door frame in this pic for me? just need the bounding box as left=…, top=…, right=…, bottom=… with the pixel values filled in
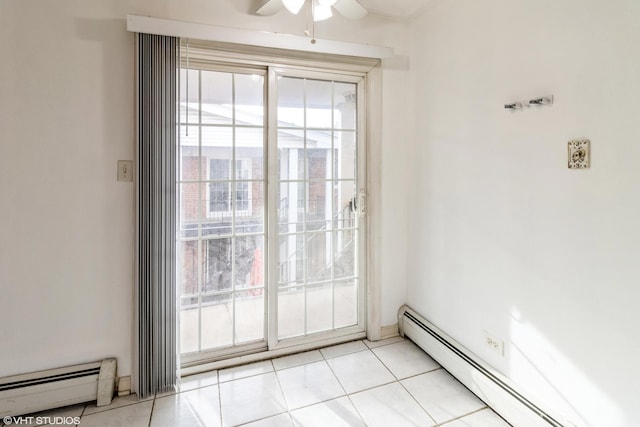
left=178, top=45, right=381, bottom=373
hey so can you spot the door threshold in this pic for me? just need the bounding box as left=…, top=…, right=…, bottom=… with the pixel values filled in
left=180, top=331, right=366, bottom=377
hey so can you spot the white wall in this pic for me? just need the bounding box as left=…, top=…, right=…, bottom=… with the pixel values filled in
left=0, top=0, right=408, bottom=378
left=406, top=0, right=640, bottom=425
left=0, top=0, right=137, bottom=378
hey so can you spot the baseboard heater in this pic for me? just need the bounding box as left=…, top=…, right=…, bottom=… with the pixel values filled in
left=398, top=305, right=571, bottom=427
left=0, top=358, right=116, bottom=418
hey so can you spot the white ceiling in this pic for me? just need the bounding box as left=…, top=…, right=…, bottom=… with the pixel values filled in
left=359, top=0, right=432, bottom=19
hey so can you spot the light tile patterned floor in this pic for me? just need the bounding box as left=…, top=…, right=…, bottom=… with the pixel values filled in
left=3, top=338, right=512, bottom=427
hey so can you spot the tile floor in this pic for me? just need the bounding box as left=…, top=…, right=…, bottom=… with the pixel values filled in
left=4, top=337, right=512, bottom=427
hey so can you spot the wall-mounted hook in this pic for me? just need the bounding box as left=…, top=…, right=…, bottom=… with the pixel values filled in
left=525, top=95, right=554, bottom=107
left=504, top=102, right=523, bottom=111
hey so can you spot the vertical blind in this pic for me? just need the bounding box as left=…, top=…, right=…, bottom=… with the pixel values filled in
left=136, top=33, right=178, bottom=398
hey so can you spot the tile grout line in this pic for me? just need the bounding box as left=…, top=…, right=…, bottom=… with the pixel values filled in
left=368, top=341, right=401, bottom=382
left=319, top=341, right=369, bottom=360
left=218, top=363, right=284, bottom=425
left=436, top=406, right=492, bottom=426
left=376, top=340, right=496, bottom=425
left=234, top=411, right=289, bottom=427
left=401, top=368, right=497, bottom=427
left=362, top=336, right=405, bottom=350
left=275, top=358, right=350, bottom=412
left=171, top=369, right=219, bottom=395
left=217, top=370, right=223, bottom=427
left=273, top=354, right=324, bottom=373
left=269, top=359, right=291, bottom=420
left=80, top=393, right=156, bottom=417
left=143, top=393, right=157, bottom=427
left=336, top=393, right=368, bottom=427
left=367, top=343, right=441, bottom=426
left=322, top=341, right=405, bottom=396
left=76, top=403, right=87, bottom=427
left=318, top=341, right=363, bottom=423
left=429, top=364, right=500, bottom=425
left=285, top=394, right=351, bottom=413
left=319, top=342, right=351, bottom=395
left=217, top=361, right=273, bottom=384
left=398, top=366, right=443, bottom=382
left=396, top=377, right=440, bottom=426
left=321, top=341, right=383, bottom=426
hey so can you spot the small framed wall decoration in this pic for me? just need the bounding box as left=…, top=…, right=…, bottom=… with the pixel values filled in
left=568, top=139, right=590, bottom=169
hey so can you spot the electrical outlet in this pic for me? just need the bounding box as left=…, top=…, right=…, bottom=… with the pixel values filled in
left=484, top=331, right=504, bottom=357
left=118, top=160, right=133, bottom=182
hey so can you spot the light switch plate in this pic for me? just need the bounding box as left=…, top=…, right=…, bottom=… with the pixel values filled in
left=118, top=160, right=134, bottom=182
left=568, top=139, right=590, bottom=169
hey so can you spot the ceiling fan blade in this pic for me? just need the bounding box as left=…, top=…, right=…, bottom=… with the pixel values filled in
left=283, top=0, right=306, bottom=14
left=256, top=0, right=284, bottom=16
left=333, top=0, right=368, bottom=19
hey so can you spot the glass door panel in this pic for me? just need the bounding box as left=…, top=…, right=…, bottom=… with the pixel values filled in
left=178, top=67, right=266, bottom=355
left=275, top=76, right=361, bottom=341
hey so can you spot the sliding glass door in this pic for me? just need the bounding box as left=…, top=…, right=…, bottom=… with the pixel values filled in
left=178, top=60, right=365, bottom=363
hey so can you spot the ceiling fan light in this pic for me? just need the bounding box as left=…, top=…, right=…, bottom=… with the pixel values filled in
left=282, top=0, right=305, bottom=15
left=313, top=4, right=333, bottom=21
left=318, top=0, right=337, bottom=6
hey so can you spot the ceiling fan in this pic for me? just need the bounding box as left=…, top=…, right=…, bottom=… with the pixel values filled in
left=256, top=0, right=368, bottom=21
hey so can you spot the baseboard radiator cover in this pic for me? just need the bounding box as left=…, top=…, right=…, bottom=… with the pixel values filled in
left=398, top=305, right=571, bottom=427
left=0, top=358, right=116, bottom=417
